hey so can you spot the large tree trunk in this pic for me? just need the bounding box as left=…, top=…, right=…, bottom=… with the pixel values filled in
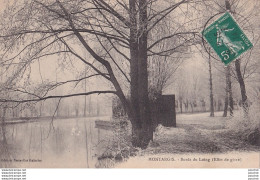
left=208, top=49, right=214, bottom=117
left=128, top=0, right=153, bottom=149
left=131, top=122, right=153, bottom=149
left=235, top=59, right=249, bottom=115
left=137, top=0, right=153, bottom=148
left=129, top=0, right=141, bottom=147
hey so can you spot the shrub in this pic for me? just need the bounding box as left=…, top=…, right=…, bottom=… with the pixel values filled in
left=95, top=117, right=139, bottom=168
left=226, top=101, right=260, bottom=146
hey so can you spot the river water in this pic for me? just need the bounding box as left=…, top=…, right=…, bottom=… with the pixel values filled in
left=0, top=116, right=113, bottom=168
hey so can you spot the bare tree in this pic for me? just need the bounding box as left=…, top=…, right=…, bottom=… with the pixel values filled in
left=225, top=0, right=259, bottom=115
left=0, top=0, right=196, bottom=148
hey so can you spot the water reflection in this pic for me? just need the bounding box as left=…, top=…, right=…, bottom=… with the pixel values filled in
left=0, top=124, right=13, bottom=168
left=0, top=117, right=113, bottom=168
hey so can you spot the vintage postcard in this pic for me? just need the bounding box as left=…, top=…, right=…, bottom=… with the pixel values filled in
left=0, top=0, right=259, bottom=169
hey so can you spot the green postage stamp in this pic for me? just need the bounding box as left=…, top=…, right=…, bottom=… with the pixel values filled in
left=202, top=12, right=253, bottom=65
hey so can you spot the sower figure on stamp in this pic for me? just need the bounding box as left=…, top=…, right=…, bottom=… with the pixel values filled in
left=216, top=24, right=245, bottom=56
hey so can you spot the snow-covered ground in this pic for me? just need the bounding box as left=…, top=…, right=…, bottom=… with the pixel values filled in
left=115, top=111, right=259, bottom=168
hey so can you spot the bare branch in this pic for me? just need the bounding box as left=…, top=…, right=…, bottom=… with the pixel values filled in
left=0, top=91, right=117, bottom=103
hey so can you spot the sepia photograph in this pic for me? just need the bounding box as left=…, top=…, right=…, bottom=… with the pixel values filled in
left=0, top=0, right=259, bottom=169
